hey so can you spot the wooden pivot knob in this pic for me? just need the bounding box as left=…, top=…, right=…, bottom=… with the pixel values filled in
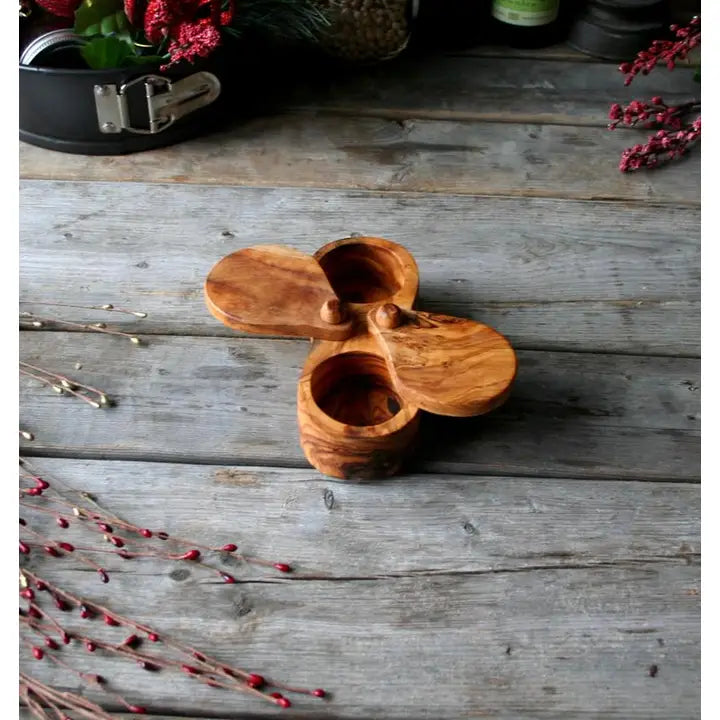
left=320, top=298, right=346, bottom=325
left=376, top=303, right=403, bottom=329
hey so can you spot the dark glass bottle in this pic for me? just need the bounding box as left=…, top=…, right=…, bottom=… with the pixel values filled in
left=491, top=0, right=563, bottom=48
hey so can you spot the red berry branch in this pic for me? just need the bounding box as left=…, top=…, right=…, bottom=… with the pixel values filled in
left=19, top=458, right=295, bottom=583
left=608, top=16, right=700, bottom=172
left=19, top=461, right=328, bottom=716
left=618, top=16, right=700, bottom=84
left=19, top=570, right=326, bottom=714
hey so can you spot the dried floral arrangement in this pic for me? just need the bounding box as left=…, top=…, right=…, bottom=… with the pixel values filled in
left=608, top=15, right=700, bottom=172
left=23, top=0, right=331, bottom=69
left=19, top=304, right=327, bottom=715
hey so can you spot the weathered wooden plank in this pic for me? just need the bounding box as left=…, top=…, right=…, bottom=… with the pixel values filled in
left=21, top=716, right=312, bottom=720
left=282, top=56, right=698, bottom=126
left=444, top=42, right=596, bottom=62
left=18, top=459, right=700, bottom=719
left=18, top=116, right=701, bottom=204
left=22, top=715, right=207, bottom=720
left=18, top=458, right=702, bottom=576
left=446, top=43, right=700, bottom=66
left=18, top=333, right=700, bottom=479
left=19, top=182, right=700, bottom=355
left=23, top=715, right=237, bottom=720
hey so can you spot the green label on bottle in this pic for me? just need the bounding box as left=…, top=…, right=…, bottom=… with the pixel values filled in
left=492, top=0, right=559, bottom=27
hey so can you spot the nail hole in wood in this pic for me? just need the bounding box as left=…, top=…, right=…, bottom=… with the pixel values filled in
left=323, top=488, right=335, bottom=510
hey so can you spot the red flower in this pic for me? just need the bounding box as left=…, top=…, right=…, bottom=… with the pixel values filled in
left=124, top=0, right=147, bottom=27
left=143, top=0, right=234, bottom=66
left=166, top=20, right=221, bottom=63
left=35, top=0, right=82, bottom=18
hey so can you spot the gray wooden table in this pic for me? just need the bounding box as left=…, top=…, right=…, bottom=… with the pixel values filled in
left=19, top=43, right=700, bottom=719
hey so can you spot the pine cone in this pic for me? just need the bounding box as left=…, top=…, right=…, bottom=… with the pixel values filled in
left=35, top=0, right=82, bottom=18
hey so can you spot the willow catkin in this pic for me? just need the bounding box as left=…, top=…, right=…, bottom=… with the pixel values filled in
left=316, top=0, right=413, bottom=62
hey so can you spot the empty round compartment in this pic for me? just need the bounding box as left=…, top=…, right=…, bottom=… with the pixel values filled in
left=297, top=348, right=421, bottom=480
left=311, top=352, right=403, bottom=427
left=315, top=237, right=418, bottom=307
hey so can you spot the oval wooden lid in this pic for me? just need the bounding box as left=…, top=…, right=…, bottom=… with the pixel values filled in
left=368, top=306, right=517, bottom=417
left=204, top=245, right=354, bottom=340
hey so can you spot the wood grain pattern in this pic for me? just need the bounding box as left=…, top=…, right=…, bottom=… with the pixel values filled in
left=297, top=350, right=422, bottom=480
left=18, top=458, right=700, bottom=720
left=297, top=338, right=422, bottom=480
left=20, top=565, right=701, bottom=719
left=451, top=42, right=601, bottom=61
left=204, top=245, right=354, bottom=340
left=204, top=237, right=426, bottom=479
left=18, top=117, right=701, bottom=204
left=281, top=55, right=699, bottom=126
left=18, top=182, right=700, bottom=355
left=17, top=458, right=700, bottom=576
left=20, top=715, right=241, bottom=720
left=314, top=236, right=419, bottom=309
left=370, top=306, right=517, bottom=416
left=18, top=332, right=699, bottom=480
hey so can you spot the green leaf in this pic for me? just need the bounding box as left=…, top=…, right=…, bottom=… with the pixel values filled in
left=124, top=54, right=167, bottom=66
left=114, top=10, right=132, bottom=33
left=100, top=14, right=116, bottom=36
left=80, top=35, right=166, bottom=69
left=114, top=31, right=135, bottom=48
left=694, top=68, right=701, bottom=83
left=74, top=0, right=126, bottom=36
left=80, top=35, right=135, bottom=69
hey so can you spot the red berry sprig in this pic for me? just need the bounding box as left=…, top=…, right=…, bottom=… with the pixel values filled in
left=608, top=17, right=700, bottom=172
left=618, top=117, right=701, bottom=172
left=20, top=570, right=328, bottom=713
left=19, top=459, right=295, bottom=583
left=618, top=16, right=700, bottom=86
left=18, top=460, right=325, bottom=715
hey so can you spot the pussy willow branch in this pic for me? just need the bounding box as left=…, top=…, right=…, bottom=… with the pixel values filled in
left=20, top=362, right=110, bottom=403
left=20, top=301, right=147, bottom=318
left=20, top=312, right=142, bottom=344
left=19, top=367, right=105, bottom=409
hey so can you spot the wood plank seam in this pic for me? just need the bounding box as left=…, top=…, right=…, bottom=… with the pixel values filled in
left=19, top=178, right=700, bottom=211
left=18, top=174, right=701, bottom=208
left=27, top=554, right=700, bottom=584
left=16, top=448, right=701, bottom=484
left=18, top=160, right=701, bottom=207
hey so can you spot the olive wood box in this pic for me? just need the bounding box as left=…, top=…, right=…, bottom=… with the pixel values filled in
left=205, top=237, right=517, bottom=480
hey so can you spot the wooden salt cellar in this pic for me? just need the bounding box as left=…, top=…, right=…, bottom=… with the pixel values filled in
left=205, top=237, right=517, bottom=480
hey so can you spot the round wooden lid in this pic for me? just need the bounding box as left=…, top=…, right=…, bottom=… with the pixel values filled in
left=205, top=245, right=354, bottom=341
left=369, top=306, right=517, bottom=417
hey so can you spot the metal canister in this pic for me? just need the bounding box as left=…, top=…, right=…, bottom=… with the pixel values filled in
left=20, top=28, right=86, bottom=68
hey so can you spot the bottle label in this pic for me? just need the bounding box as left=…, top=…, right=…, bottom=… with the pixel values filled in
left=492, top=0, right=559, bottom=27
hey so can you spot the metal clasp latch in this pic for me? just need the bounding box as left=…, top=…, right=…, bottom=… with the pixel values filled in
left=93, top=71, right=221, bottom=135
